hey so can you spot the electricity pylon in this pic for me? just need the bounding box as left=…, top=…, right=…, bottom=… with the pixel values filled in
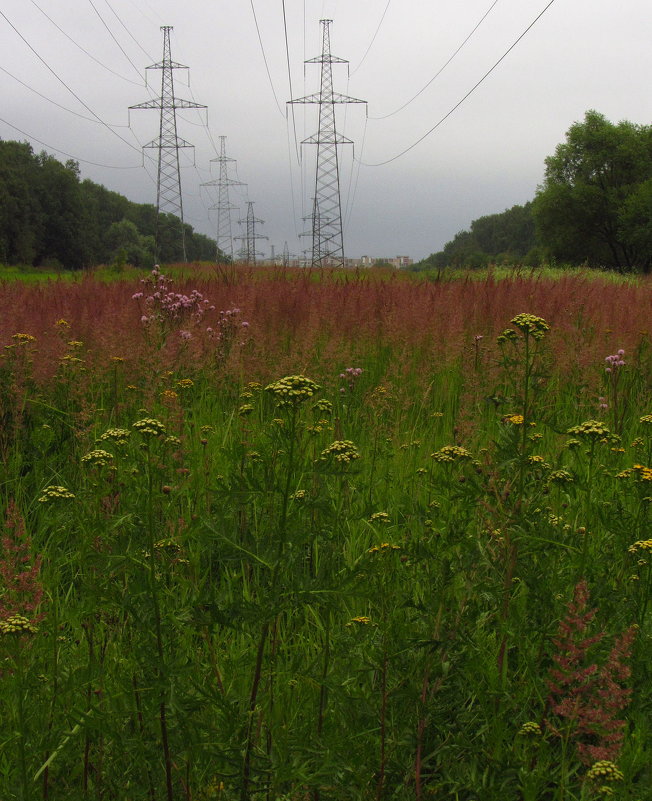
left=235, top=202, right=267, bottom=265
left=289, top=19, right=366, bottom=268
left=201, top=136, right=245, bottom=263
left=130, top=26, right=206, bottom=262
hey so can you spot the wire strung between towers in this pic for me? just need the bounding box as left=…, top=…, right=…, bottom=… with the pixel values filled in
left=0, top=115, right=147, bottom=171
left=371, top=0, right=501, bottom=120
left=350, top=0, right=392, bottom=76
left=249, top=0, right=285, bottom=116
left=359, top=0, right=558, bottom=167
left=28, top=0, right=144, bottom=86
left=0, top=8, right=150, bottom=160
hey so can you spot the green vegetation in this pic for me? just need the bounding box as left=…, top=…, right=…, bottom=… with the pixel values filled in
left=0, top=139, right=218, bottom=268
left=417, top=111, right=652, bottom=273
left=1, top=269, right=652, bottom=799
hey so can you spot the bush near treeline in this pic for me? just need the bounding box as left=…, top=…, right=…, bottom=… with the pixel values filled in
left=416, top=111, right=652, bottom=273
left=0, top=139, right=217, bottom=269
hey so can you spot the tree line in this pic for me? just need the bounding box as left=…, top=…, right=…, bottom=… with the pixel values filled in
left=416, top=111, right=652, bottom=273
left=0, top=139, right=218, bottom=269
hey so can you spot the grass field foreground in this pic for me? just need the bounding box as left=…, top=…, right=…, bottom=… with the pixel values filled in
left=1, top=265, right=652, bottom=800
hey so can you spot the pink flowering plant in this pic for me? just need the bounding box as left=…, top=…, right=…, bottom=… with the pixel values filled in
left=132, top=265, right=213, bottom=349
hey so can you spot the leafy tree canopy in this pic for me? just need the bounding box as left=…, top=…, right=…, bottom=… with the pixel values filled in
left=0, top=139, right=219, bottom=269
left=532, top=110, right=652, bottom=272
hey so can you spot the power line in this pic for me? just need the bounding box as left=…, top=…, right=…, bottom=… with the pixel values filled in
left=0, top=8, right=149, bottom=159
left=101, top=0, right=154, bottom=62
left=0, top=115, right=145, bottom=170
left=0, top=63, right=130, bottom=127
left=27, top=0, right=144, bottom=86
left=86, top=0, right=144, bottom=80
left=360, top=0, right=558, bottom=167
left=249, top=0, right=285, bottom=116
left=282, top=0, right=301, bottom=165
left=350, top=0, right=392, bottom=76
left=371, top=0, right=501, bottom=120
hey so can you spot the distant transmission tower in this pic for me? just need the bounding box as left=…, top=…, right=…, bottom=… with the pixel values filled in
left=289, top=19, right=366, bottom=268
left=236, top=202, right=267, bottom=265
left=201, top=136, right=245, bottom=263
left=130, top=26, right=206, bottom=261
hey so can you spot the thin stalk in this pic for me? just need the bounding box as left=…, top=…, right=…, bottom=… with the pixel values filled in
left=376, top=636, right=388, bottom=801
left=242, top=405, right=300, bottom=799
left=145, top=440, right=174, bottom=801
left=15, top=642, right=29, bottom=801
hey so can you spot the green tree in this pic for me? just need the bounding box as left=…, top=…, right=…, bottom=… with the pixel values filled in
left=532, top=110, right=652, bottom=272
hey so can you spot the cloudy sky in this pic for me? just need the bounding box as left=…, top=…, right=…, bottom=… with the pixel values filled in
left=2, top=0, right=650, bottom=261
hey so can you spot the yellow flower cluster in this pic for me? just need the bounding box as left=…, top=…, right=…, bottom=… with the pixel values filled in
left=628, top=539, right=652, bottom=555
left=502, top=414, right=524, bottom=425
left=265, top=375, right=321, bottom=407
left=319, top=440, right=361, bottom=464
left=154, top=538, right=181, bottom=556
left=346, top=616, right=371, bottom=626
left=0, top=614, right=39, bottom=636
left=367, top=543, right=400, bottom=554
left=38, top=485, right=75, bottom=503
left=517, top=721, right=542, bottom=737
left=586, top=761, right=624, bottom=783
left=640, top=414, right=652, bottom=425
left=12, top=333, right=37, bottom=344
left=632, top=464, right=652, bottom=481
left=290, top=489, right=307, bottom=501
left=431, top=445, right=472, bottom=463
left=510, top=313, right=550, bottom=339
left=81, top=449, right=114, bottom=467
left=100, top=428, right=131, bottom=445
left=238, top=404, right=254, bottom=416
left=132, top=418, right=166, bottom=437
left=176, top=378, right=194, bottom=389
left=369, top=512, right=391, bottom=524
left=548, top=469, right=574, bottom=484
left=312, top=398, right=333, bottom=414
left=566, top=420, right=612, bottom=441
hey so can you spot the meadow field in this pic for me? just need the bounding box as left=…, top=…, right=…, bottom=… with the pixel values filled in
left=1, top=264, right=652, bottom=801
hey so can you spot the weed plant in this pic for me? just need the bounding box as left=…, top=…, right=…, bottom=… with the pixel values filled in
left=0, top=267, right=651, bottom=800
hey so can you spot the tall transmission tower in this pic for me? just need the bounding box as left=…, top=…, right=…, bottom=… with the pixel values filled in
left=289, top=19, right=366, bottom=268
left=130, top=26, right=206, bottom=262
left=201, top=136, right=245, bottom=263
left=235, top=202, right=267, bottom=265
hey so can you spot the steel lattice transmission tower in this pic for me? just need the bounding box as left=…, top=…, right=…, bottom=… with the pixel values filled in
left=201, top=136, right=245, bottom=263
left=235, top=202, right=267, bottom=265
left=130, top=26, right=206, bottom=261
left=289, top=19, right=366, bottom=268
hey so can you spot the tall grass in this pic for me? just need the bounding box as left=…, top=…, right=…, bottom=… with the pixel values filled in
left=0, top=267, right=651, bottom=800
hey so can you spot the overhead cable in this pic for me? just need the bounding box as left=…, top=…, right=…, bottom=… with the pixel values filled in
left=360, top=0, right=558, bottom=167
left=249, top=0, right=285, bottom=116
left=0, top=9, right=152, bottom=159
left=0, top=115, right=145, bottom=170
left=86, top=0, right=145, bottom=80
left=372, top=0, right=501, bottom=119
left=28, top=0, right=144, bottom=86
left=101, top=0, right=154, bottom=62
left=350, top=0, right=392, bottom=76
left=282, top=0, right=302, bottom=165
left=0, top=64, right=128, bottom=125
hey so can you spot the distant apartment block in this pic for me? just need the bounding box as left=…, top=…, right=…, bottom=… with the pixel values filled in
left=260, top=255, right=413, bottom=269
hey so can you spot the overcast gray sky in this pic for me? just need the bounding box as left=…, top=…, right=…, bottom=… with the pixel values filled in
left=2, top=0, right=650, bottom=261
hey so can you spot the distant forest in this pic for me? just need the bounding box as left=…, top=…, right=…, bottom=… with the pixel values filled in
left=0, top=139, right=217, bottom=269
left=416, top=111, right=652, bottom=274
